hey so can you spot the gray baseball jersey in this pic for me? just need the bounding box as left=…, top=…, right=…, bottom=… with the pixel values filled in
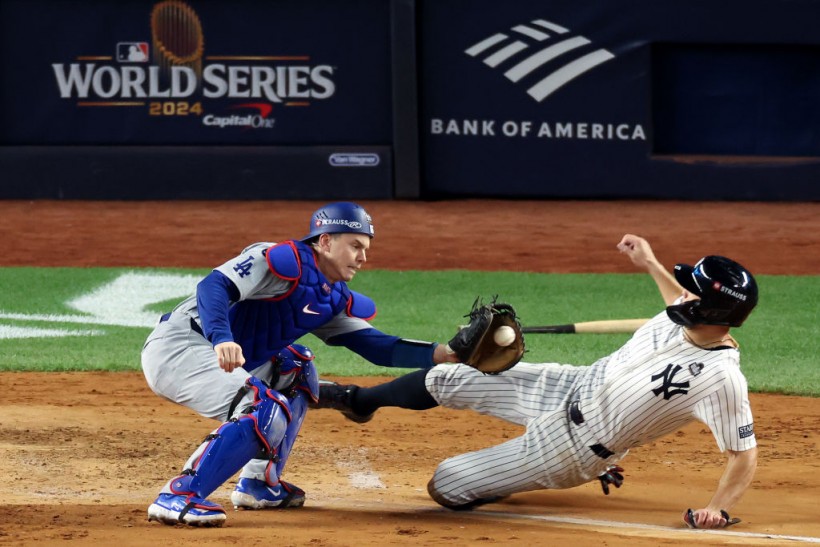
left=425, top=309, right=756, bottom=506
left=141, top=241, right=371, bottom=422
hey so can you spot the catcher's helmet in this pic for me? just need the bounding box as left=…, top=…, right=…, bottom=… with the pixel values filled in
left=666, top=255, right=758, bottom=327
left=300, top=202, right=374, bottom=241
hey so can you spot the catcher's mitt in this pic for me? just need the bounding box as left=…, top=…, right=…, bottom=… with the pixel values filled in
left=446, top=297, right=525, bottom=374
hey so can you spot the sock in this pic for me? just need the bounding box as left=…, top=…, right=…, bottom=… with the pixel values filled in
left=353, top=369, right=438, bottom=415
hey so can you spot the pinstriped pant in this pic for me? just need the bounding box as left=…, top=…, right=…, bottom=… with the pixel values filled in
left=425, top=362, right=620, bottom=506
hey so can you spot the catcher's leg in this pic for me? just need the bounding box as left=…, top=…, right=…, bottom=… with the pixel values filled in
left=231, top=358, right=318, bottom=510
left=147, top=377, right=292, bottom=526
left=230, top=389, right=309, bottom=509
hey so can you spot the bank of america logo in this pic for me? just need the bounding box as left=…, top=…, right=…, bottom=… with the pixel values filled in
left=465, top=18, right=615, bottom=102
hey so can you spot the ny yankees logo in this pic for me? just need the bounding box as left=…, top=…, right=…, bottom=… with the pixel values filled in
left=232, top=256, right=255, bottom=277
left=651, top=364, right=690, bottom=400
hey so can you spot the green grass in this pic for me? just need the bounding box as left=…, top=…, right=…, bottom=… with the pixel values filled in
left=0, top=267, right=817, bottom=396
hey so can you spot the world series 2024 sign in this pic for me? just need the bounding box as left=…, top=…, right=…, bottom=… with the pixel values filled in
left=1, top=0, right=391, bottom=145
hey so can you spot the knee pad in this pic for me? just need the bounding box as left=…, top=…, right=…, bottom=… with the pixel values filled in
left=269, top=345, right=319, bottom=403
left=294, top=358, right=319, bottom=402
left=244, top=376, right=294, bottom=450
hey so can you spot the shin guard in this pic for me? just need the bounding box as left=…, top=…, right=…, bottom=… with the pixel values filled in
left=163, top=377, right=292, bottom=499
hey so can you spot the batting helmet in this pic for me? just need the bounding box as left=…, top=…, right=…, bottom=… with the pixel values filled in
left=666, top=255, right=758, bottom=328
left=300, top=202, right=374, bottom=241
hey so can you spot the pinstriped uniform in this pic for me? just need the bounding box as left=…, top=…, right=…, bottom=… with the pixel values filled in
left=424, top=310, right=756, bottom=506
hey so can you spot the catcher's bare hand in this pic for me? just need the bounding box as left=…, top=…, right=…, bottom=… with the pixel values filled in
left=598, top=465, right=624, bottom=495
left=215, top=341, right=245, bottom=372
left=683, top=508, right=741, bottom=529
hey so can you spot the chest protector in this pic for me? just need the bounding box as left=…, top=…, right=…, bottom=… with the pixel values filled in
left=228, top=240, right=367, bottom=371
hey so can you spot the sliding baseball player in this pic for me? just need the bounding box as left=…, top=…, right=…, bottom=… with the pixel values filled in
left=318, top=234, right=758, bottom=529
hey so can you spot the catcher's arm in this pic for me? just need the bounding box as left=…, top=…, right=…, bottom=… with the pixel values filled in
left=434, top=343, right=460, bottom=364
left=683, top=447, right=757, bottom=528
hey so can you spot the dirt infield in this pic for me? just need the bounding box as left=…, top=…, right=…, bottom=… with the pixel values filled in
left=1, top=200, right=818, bottom=546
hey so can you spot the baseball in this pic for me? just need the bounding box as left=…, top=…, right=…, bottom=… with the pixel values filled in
left=493, top=326, right=516, bottom=346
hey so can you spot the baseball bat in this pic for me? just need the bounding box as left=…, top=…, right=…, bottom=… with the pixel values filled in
left=522, top=318, right=650, bottom=334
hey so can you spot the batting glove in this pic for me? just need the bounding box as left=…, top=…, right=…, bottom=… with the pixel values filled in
left=598, top=465, right=624, bottom=495
left=684, top=508, right=741, bottom=529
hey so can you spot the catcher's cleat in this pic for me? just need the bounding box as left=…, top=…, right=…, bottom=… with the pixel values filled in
left=315, top=382, right=375, bottom=424
left=230, top=478, right=306, bottom=510
left=147, top=493, right=227, bottom=527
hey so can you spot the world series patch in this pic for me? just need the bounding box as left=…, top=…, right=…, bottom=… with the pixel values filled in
left=738, top=424, right=754, bottom=439
left=688, top=362, right=704, bottom=376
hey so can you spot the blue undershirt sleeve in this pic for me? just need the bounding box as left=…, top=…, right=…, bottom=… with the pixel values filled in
left=326, top=328, right=437, bottom=368
left=196, top=270, right=240, bottom=346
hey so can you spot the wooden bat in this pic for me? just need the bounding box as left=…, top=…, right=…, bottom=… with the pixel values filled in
left=522, top=318, right=650, bottom=334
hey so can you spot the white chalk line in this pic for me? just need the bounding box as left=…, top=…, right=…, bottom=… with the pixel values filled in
left=323, top=498, right=820, bottom=544
left=474, top=510, right=820, bottom=543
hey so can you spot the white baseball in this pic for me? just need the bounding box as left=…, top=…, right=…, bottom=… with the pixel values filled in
left=493, top=325, right=516, bottom=346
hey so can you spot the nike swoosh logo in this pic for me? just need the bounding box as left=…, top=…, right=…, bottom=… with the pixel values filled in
left=267, top=488, right=281, bottom=496
left=302, top=304, right=320, bottom=315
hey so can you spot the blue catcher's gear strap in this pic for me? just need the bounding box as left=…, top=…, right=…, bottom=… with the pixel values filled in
left=227, top=384, right=251, bottom=421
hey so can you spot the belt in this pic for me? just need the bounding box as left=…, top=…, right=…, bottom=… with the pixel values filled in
left=568, top=399, right=615, bottom=459
left=159, top=312, right=205, bottom=338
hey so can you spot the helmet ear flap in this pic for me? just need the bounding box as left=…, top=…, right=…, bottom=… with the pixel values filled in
left=666, top=300, right=702, bottom=327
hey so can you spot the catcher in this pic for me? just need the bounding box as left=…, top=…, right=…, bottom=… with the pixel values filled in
left=140, top=202, right=463, bottom=527
left=318, top=234, right=757, bottom=529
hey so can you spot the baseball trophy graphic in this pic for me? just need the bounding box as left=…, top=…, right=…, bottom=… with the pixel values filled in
left=150, top=0, right=204, bottom=81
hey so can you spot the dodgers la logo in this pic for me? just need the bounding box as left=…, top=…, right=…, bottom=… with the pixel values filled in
left=232, top=256, right=255, bottom=277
